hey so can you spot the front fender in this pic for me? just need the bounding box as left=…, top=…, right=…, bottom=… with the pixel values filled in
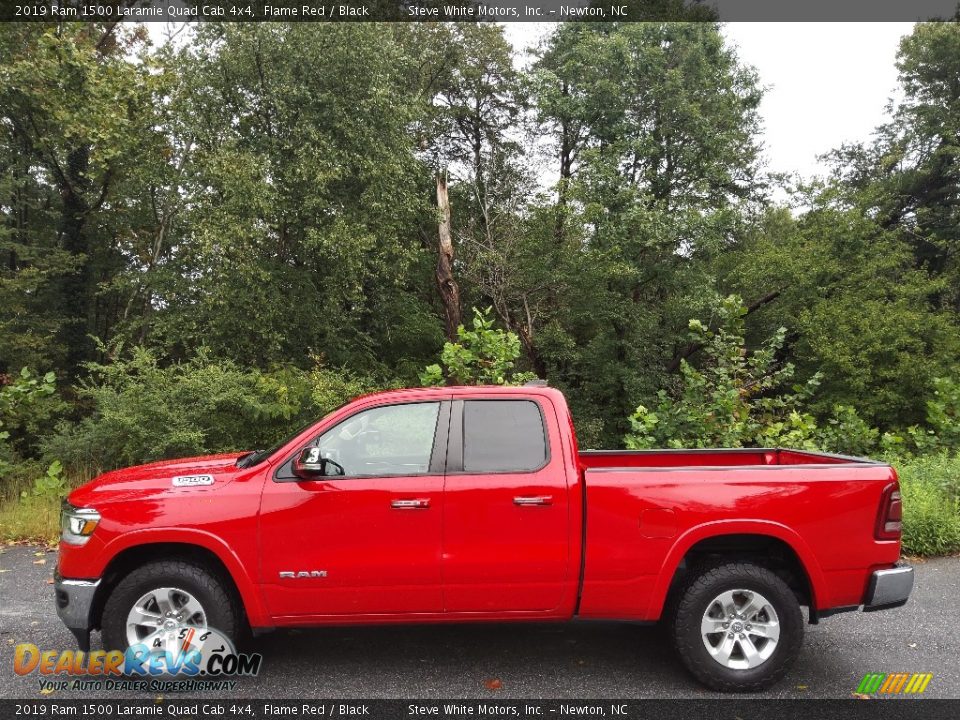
left=97, top=528, right=271, bottom=627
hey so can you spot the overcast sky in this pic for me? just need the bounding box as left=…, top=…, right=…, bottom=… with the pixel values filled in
left=506, top=22, right=916, bottom=182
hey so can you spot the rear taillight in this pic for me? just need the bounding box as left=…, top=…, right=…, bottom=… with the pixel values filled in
left=876, top=484, right=903, bottom=540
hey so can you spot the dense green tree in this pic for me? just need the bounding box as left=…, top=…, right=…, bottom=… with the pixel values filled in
left=713, top=22, right=960, bottom=428
left=716, top=196, right=960, bottom=428
left=3, top=18, right=960, bottom=480
left=839, top=22, right=960, bottom=311
left=0, top=23, right=157, bottom=375
left=138, top=25, right=442, bottom=376
left=529, top=22, right=765, bottom=444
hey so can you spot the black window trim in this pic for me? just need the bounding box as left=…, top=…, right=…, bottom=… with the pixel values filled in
left=446, top=397, right=552, bottom=476
left=273, top=400, right=451, bottom=482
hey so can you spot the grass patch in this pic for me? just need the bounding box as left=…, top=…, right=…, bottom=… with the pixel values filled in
left=0, top=463, right=93, bottom=545
left=894, top=454, right=960, bottom=557
left=0, top=494, right=61, bottom=544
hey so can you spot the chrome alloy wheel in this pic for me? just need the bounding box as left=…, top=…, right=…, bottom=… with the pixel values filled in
left=125, top=586, right=208, bottom=654
left=700, top=589, right=781, bottom=670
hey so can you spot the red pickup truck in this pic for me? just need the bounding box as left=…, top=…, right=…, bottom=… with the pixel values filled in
left=56, top=385, right=912, bottom=691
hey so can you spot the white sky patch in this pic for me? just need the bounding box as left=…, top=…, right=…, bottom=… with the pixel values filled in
left=504, top=22, right=915, bottom=184
left=723, top=22, right=914, bottom=181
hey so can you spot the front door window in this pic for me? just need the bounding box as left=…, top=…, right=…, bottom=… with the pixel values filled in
left=314, top=402, right=441, bottom=477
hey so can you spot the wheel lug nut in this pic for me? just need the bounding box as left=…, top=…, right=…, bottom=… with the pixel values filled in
left=722, top=622, right=729, bottom=628
left=739, top=633, right=745, bottom=639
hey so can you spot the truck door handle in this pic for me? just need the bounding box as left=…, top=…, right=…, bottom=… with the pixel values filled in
left=513, top=495, right=553, bottom=506
left=391, top=498, right=431, bottom=509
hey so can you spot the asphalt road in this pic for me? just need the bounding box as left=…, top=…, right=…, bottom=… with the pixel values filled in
left=1, top=544, right=957, bottom=700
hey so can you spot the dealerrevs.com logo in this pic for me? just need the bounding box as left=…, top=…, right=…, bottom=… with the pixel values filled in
left=14, top=625, right=263, bottom=693
left=856, top=672, right=934, bottom=695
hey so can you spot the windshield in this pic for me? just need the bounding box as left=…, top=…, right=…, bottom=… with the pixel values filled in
left=236, top=420, right=316, bottom=469
left=236, top=399, right=357, bottom=469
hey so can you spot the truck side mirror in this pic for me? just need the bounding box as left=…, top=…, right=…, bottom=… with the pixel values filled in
left=293, top=448, right=344, bottom=479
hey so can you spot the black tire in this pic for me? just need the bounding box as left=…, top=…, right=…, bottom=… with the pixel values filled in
left=671, top=562, right=803, bottom=692
left=101, top=559, right=242, bottom=655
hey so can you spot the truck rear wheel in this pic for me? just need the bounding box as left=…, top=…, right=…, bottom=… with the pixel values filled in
left=671, top=562, right=803, bottom=692
left=101, top=559, right=241, bottom=656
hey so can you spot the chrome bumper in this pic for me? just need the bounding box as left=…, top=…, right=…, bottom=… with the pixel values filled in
left=54, top=572, right=100, bottom=650
left=864, top=564, right=914, bottom=610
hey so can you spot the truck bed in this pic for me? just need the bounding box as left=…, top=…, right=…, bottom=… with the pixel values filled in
left=576, top=447, right=899, bottom=622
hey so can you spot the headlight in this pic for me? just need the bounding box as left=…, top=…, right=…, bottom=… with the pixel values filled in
left=60, top=502, right=100, bottom=545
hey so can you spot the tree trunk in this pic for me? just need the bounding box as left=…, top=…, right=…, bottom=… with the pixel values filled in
left=435, top=170, right=461, bottom=340
left=55, top=145, right=95, bottom=376
left=554, top=81, right=573, bottom=244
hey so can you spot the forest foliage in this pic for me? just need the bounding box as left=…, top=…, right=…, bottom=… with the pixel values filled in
left=3, top=19, right=960, bottom=506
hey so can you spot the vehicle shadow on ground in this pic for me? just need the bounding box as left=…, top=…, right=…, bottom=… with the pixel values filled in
left=243, top=621, right=708, bottom=698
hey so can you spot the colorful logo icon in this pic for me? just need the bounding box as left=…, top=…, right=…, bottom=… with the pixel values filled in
left=856, top=672, right=933, bottom=695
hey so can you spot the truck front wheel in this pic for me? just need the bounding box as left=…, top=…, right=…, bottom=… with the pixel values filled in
left=101, top=559, right=242, bottom=657
left=671, top=562, right=804, bottom=692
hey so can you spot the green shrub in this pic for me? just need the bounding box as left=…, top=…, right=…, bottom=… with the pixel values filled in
left=40, top=347, right=379, bottom=473
left=923, top=377, right=960, bottom=451
left=421, top=307, right=537, bottom=387
left=893, top=454, right=960, bottom=556
left=22, top=460, right=68, bottom=502
left=310, top=365, right=391, bottom=414
left=814, top=405, right=880, bottom=457
left=0, top=368, right=59, bottom=474
left=625, top=296, right=822, bottom=449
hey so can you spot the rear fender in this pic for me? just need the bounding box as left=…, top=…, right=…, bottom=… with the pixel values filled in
left=647, top=519, right=827, bottom=618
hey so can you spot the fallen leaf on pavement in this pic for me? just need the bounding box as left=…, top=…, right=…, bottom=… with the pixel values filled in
left=33, top=559, right=46, bottom=565
left=852, top=693, right=872, bottom=700
left=40, top=687, right=54, bottom=696
left=46, top=578, right=54, bottom=585
left=483, top=679, right=503, bottom=690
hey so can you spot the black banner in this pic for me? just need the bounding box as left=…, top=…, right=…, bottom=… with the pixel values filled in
left=1, top=0, right=959, bottom=23
left=2, top=699, right=960, bottom=720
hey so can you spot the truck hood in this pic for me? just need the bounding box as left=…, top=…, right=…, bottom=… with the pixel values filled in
left=68, top=452, right=247, bottom=507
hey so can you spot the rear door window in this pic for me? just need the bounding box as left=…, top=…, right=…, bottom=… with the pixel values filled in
left=462, top=400, right=547, bottom=473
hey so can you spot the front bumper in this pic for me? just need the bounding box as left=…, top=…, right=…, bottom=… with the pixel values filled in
left=864, top=564, right=914, bottom=611
left=54, top=571, right=100, bottom=651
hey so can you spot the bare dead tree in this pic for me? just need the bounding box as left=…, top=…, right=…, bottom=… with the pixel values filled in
left=435, top=170, right=461, bottom=340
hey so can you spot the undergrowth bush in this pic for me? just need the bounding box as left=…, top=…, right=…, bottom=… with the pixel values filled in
left=894, top=454, right=960, bottom=556
left=41, top=346, right=388, bottom=474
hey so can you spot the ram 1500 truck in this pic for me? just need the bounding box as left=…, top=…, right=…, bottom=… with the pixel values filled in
left=56, top=385, right=912, bottom=691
